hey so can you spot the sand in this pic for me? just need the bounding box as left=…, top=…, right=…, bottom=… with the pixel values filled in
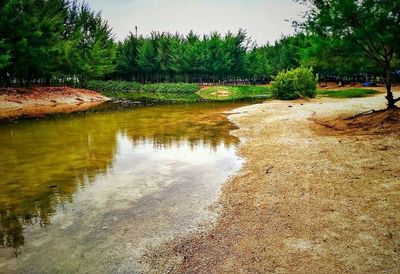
left=144, top=91, right=400, bottom=273
left=0, top=87, right=109, bottom=120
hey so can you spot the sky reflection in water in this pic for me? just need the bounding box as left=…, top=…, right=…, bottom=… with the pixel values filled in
left=0, top=102, right=244, bottom=273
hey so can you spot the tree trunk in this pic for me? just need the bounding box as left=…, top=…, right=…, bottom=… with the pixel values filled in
left=26, top=70, right=31, bottom=88
left=385, top=66, right=396, bottom=109
left=80, top=74, right=84, bottom=88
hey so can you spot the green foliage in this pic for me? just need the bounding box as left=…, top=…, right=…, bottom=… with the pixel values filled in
left=0, top=43, right=10, bottom=70
left=115, top=30, right=250, bottom=83
left=317, top=88, right=378, bottom=98
left=248, top=34, right=307, bottom=80
left=271, top=67, right=317, bottom=100
left=0, top=0, right=67, bottom=82
left=86, top=80, right=200, bottom=94
left=86, top=80, right=201, bottom=103
left=63, top=3, right=116, bottom=85
left=198, top=85, right=272, bottom=101
left=301, top=0, right=400, bottom=107
left=85, top=80, right=142, bottom=93
left=87, top=80, right=270, bottom=102
left=114, top=31, right=308, bottom=83
left=0, top=0, right=115, bottom=86
left=299, top=35, right=379, bottom=76
left=141, top=83, right=200, bottom=94
left=1, top=0, right=397, bottom=93
left=100, top=91, right=201, bottom=104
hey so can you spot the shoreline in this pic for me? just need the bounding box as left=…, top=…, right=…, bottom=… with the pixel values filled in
left=143, top=92, right=400, bottom=273
left=0, top=87, right=110, bottom=120
left=0, top=84, right=394, bottom=121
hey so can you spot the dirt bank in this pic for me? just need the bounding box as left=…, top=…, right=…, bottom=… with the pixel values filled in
left=0, top=87, right=109, bottom=120
left=144, top=93, right=400, bottom=273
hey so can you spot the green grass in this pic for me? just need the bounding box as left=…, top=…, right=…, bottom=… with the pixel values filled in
left=198, top=85, right=272, bottom=101
left=317, top=88, right=379, bottom=98
left=87, top=81, right=272, bottom=104
left=86, top=81, right=200, bottom=94
left=86, top=81, right=202, bottom=103
left=100, top=90, right=201, bottom=103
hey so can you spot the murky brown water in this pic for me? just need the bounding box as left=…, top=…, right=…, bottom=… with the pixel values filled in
left=0, top=102, right=245, bottom=273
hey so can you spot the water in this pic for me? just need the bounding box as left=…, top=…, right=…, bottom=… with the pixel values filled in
left=0, top=102, right=244, bottom=273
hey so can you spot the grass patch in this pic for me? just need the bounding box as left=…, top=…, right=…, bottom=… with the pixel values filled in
left=87, top=81, right=272, bottom=104
left=99, top=90, right=201, bottom=103
left=317, top=88, right=379, bottom=98
left=86, top=81, right=202, bottom=103
left=198, top=85, right=272, bottom=101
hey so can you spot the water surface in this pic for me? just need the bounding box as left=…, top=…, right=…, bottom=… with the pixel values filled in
left=0, top=103, right=244, bottom=273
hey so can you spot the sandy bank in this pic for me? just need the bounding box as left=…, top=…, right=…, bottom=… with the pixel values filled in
left=0, top=87, right=109, bottom=120
left=144, top=92, right=400, bottom=273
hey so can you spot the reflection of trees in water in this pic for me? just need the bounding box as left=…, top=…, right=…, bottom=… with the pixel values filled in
left=0, top=102, right=242, bottom=251
left=0, top=116, right=119, bottom=251
left=121, top=103, right=240, bottom=150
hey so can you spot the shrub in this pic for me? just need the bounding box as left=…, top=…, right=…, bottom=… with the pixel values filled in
left=271, top=67, right=317, bottom=100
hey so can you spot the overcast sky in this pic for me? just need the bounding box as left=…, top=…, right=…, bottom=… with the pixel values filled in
left=86, top=0, right=306, bottom=45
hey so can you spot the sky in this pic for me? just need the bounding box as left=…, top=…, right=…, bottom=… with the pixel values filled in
left=86, top=0, right=307, bottom=45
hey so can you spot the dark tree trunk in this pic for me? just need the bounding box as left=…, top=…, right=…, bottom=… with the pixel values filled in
left=80, top=74, right=84, bottom=88
left=385, top=66, right=396, bottom=109
left=26, top=70, right=31, bottom=88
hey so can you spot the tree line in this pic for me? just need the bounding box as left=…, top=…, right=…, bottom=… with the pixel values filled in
left=0, top=0, right=399, bottom=106
left=0, top=0, right=115, bottom=86
left=0, top=0, right=307, bottom=86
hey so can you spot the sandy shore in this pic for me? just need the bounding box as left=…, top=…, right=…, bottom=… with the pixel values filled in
left=144, top=92, right=400, bottom=273
left=0, top=87, right=109, bottom=120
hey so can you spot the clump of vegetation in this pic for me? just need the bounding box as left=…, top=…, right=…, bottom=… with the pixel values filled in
left=199, top=85, right=272, bottom=101
left=317, top=89, right=379, bottom=98
left=302, top=0, right=400, bottom=108
left=99, top=90, right=201, bottom=103
left=87, top=81, right=272, bottom=103
left=85, top=81, right=142, bottom=93
left=86, top=81, right=200, bottom=94
left=270, top=67, right=317, bottom=100
left=140, top=83, right=200, bottom=94
left=86, top=81, right=201, bottom=103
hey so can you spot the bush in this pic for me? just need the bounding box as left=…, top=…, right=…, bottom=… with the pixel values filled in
left=271, top=67, right=317, bottom=100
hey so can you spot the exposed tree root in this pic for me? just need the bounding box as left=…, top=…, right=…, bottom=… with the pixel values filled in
left=311, top=108, right=399, bottom=136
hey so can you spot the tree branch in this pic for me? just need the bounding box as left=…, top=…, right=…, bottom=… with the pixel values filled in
left=365, top=33, right=387, bottom=60
left=353, top=39, right=385, bottom=66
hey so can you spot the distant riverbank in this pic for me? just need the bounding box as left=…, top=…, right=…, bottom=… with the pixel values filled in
left=0, top=83, right=389, bottom=121
left=0, top=87, right=109, bottom=120
left=86, top=80, right=272, bottom=103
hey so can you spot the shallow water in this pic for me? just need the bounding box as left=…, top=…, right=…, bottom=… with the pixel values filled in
left=0, top=102, right=244, bottom=273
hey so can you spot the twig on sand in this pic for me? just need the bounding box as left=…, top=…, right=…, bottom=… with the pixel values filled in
left=265, top=165, right=273, bottom=174
left=345, top=109, right=376, bottom=120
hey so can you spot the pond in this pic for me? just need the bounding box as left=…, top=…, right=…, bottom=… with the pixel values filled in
left=0, top=102, right=245, bottom=273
